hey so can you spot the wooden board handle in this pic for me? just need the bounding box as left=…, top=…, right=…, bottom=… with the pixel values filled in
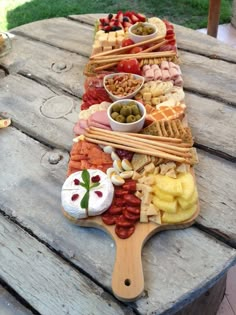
left=112, top=235, right=144, bottom=302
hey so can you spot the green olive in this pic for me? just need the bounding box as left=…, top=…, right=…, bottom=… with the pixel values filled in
left=111, top=112, right=119, bottom=120
left=131, top=104, right=140, bottom=115
left=126, top=115, right=137, bottom=123
left=112, top=104, right=122, bottom=113
left=116, top=115, right=126, bottom=123
left=120, top=106, right=132, bottom=117
left=135, top=114, right=142, bottom=121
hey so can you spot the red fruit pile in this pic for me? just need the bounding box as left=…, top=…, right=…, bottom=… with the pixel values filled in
left=98, top=11, right=146, bottom=33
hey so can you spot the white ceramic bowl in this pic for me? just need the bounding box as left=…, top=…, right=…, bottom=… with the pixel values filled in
left=103, top=72, right=144, bottom=101
left=128, top=22, right=158, bottom=43
left=107, top=99, right=146, bottom=133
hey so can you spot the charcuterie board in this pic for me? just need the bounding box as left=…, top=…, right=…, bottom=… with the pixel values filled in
left=61, top=11, right=200, bottom=302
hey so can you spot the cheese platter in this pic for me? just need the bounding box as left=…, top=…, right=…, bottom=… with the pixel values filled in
left=61, top=11, right=200, bottom=302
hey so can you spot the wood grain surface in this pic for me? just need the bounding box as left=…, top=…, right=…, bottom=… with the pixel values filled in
left=0, top=13, right=236, bottom=314
left=0, top=285, right=33, bottom=315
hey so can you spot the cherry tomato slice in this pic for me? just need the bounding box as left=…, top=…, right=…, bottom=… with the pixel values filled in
left=102, top=212, right=117, bottom=225
left=115, top=225, right=135, bottom=239
left=122, top=180, right=136, bottom=192
left=126, top=205, right=140, bottom=215
left=123, top=209, right=140, bottom=221
left=123, top=194, right=141, bottom=206
left=122, top=38, right=135, bottom=47
left=107, top=205, right=123, bottom=215
left=117, top=59, right=141, bottom=75
left=116, top=215, right=135, bottom=227
left=130, top=46, right=143, bottom=54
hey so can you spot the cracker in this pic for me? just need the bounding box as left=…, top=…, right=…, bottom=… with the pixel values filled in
left=131, top=153, right=151, bottom=172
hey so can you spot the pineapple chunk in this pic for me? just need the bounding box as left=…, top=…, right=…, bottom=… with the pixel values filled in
left=153, top=185, right=174, bottom=202
left=153, top=196, right=177, bottom=213
left=178, top=189, right=198, bottom=210
left=155, top=174, right=183, bottom=196
left=162, top=204, right=197, bottom=223
left=178, top=172, right=195, bottom=200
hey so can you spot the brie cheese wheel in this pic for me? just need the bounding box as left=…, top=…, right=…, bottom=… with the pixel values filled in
left=61, top=169, right=114, bottom=219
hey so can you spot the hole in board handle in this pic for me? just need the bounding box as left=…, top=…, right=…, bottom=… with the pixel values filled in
left=124, top=279, right=131, bottom=286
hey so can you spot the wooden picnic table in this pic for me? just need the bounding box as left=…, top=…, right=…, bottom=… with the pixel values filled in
left=0, top=13, right=236, bottom=315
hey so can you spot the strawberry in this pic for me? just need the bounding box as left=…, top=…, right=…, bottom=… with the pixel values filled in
left=124, top=11, right=133, bottom=19
left=135, top=13, right=146, bottom=22
left=123, top=21, right=132, bottom=29
left=130, top=13, right=139, bottom=24
left=99, top=18, right=106, bottom=25
left=103, top=25, right=112, bottom=32
left=122, top=16, right=131, bottom=23
left=116, top=11, right=124, bottom=23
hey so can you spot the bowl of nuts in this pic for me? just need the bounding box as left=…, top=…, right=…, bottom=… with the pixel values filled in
left=107, top=99, right=146, bottom=133
left=103, top=73, right=144, bottom=101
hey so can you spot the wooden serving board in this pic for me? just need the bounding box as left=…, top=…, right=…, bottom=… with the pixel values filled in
left=62, top=198, right=200, bottom=302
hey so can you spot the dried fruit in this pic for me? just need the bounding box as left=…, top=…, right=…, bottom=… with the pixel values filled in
left=91, top=175, right=101, bottom=183
left=71, top=194, right=79, bottom=201
left=95, top=191, right=103, bottom=197
left=74, top=179, right=80, bottom=185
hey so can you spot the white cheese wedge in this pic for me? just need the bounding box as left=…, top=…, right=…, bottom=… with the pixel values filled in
left=61, top=170, right=114, bottom=219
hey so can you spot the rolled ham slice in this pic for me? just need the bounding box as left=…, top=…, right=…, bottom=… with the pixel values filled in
left=154, top=68, right=162, bottom=80
left=145, top=68, right=155, bottom=81
left=160, top=60, right=169, bottom=70
left=169, top=62, right=179, bottom=70
left=169, top=67, right=180, bottom=81
left=151, top=64, right=159, bottom=70
left=142, top=65, right=151, bottom=71
left=174, top=76, right=184, bottom=87
left=162, top=69, right=171, bottom=81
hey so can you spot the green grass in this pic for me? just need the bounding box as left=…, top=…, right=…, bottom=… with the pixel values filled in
left=0, top=0, right=233, bottom=31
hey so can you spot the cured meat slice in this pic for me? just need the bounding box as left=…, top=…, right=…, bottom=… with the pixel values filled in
left=73, top=123, right=86, bottom=135
left=90, top=110, right=110, bottom=126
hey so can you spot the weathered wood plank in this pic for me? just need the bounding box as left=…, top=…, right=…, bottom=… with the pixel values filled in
left=185, top=92, right=236, bottom=158
left=0, top=285, right=34, bottom=315
left=11, top=18, right=94, bottom=57
left=175, top=274, right=226, bottom=315
left=0, top=127, right=235, bottom=315
left=0, top=74, right=79, bottom=151
left=69, top=14, right=236, bottom=63
left=195, top=150, right=236, bottom=246
left=1, top=35, right=87, bottom=98
left=180, top=50, right=236, bottom=106
left=0, top=215, right=134, bottom=315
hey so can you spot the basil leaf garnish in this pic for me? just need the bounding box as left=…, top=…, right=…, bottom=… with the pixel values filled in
left=81, top=169, right=90, bottom=190
left=80, top=190, right=89, bottom=209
